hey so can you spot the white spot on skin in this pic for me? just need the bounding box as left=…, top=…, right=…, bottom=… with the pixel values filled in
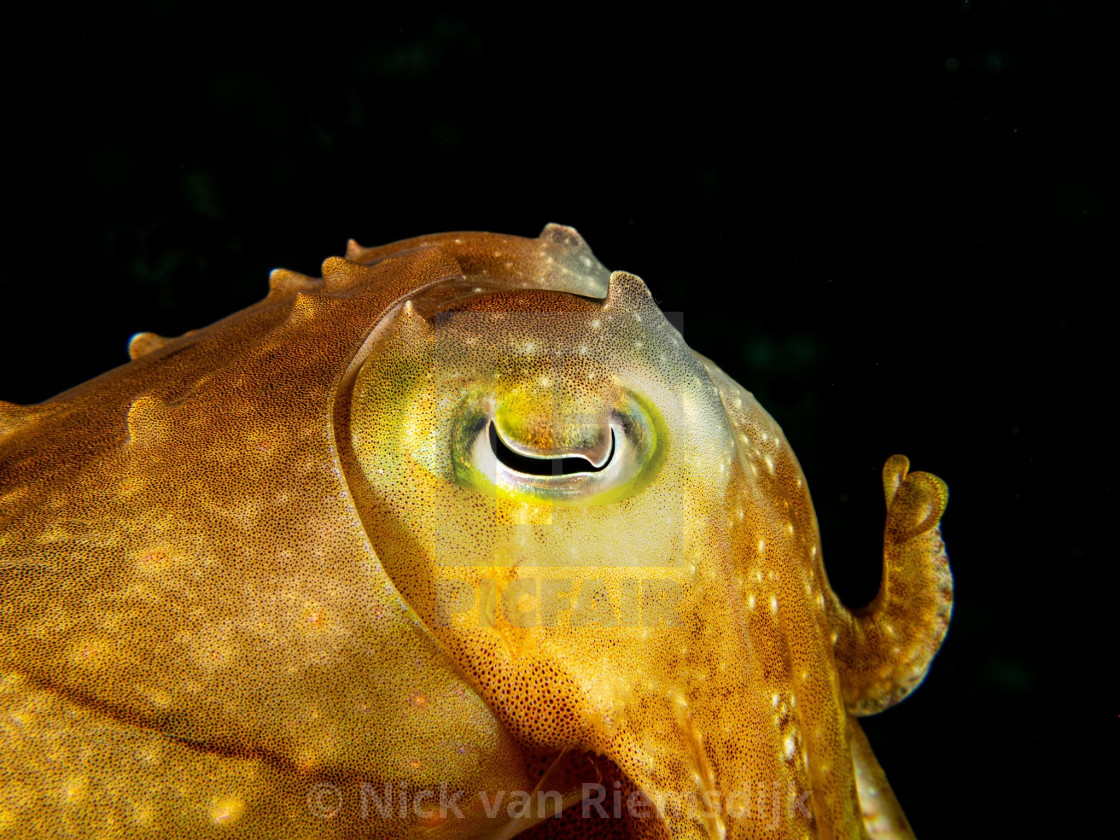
left=590, top=319, right=601, bottom=330
left=784, top=734, right=797, bottom=761
left=769, top=596, right=778, bottom=615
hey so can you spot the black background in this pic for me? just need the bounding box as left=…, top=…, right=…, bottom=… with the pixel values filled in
left=2, top=2, right=1115, bottom=835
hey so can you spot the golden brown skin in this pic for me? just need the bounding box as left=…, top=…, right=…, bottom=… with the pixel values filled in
left=0, top=225, right=951, bottom=838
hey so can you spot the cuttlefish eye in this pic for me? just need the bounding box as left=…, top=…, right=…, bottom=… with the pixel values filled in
left=451, top=391, right=667, bottom=506
left=485, top=422, right=615, bottom=476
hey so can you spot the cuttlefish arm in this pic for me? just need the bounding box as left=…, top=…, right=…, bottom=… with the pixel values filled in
left=827, top=455, right=953, bottom=716
left=848, top=718, right=916, bottom=839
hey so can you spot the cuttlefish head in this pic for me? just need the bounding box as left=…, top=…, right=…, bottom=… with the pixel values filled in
left=348, top=266, right=717, bottom=535
left=340, top=233, right=862, bottom=838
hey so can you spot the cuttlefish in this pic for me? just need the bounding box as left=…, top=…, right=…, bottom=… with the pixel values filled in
left=0, top=225, right=951, bottom=839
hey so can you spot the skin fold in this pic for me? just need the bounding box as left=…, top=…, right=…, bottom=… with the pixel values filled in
left=0, top=225, right=951, bottom=838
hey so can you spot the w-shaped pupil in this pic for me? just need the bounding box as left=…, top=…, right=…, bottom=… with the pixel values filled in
left=488, top=422, right=613, bottom=476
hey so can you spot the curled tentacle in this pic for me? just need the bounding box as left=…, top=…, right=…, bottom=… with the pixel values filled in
left=827, top=455, right=953, bottom=716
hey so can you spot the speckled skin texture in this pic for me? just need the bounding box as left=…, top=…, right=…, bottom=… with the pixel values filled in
left=0, top=226, right=951, bottom=839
